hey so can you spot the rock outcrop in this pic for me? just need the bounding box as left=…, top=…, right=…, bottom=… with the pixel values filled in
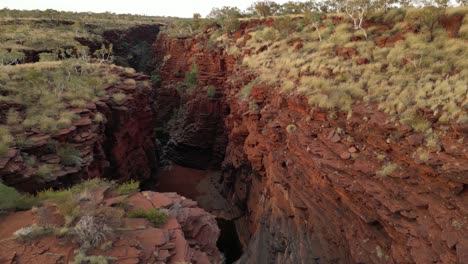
left=0, top=69, right=157, bottom=192
left=0, top=191, right=221, bottom=263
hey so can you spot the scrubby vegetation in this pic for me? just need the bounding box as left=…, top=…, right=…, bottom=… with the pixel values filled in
left=193, top=1, right=467, bottom=141
left=13, top=225, right=54, bottom=241
left=0, top=8, right=168, bottom=63
left=0, top=61, right=119, bottom=133
left=127, top=209, right=168, bottom=227
left=1, top=177, right=168, bottom=260
left=0, top=182, right=38, bottom=211
left=116, top=180, right=140, bottom=195
left=160, top=2, right=467, bottom=147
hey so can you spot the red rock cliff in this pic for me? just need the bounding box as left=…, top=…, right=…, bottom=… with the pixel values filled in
left=0, top=70, right=157, bottom=192
left=152, top=26, right=467, bottom=263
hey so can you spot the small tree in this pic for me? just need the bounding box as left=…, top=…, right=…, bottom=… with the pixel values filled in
left=192, top=13, right=202, bottom=31
left=279, top=1, right=306, bottom=15
left=93, top=44, right=113, bottom=63
left=250, top=1, right=281, bottom=17
left=274, top=17, right=295, bottom=37
left=344, top=0, right=371, bottom=38
left=304, top=10, right=324, bottom=41
left=408, top=6, right=445, bottom=42
left=207, top=6, right=242, bottom=33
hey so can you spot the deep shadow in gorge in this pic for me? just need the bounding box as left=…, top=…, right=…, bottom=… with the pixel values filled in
left=217, top=218, right=244, bottom=263
left=154, top=164, right=244, bottom=263
left=148, top=31, right=249, bottom=263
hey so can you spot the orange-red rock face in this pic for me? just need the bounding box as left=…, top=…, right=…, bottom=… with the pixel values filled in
left=153, top=29, right=467, bottom=263
left=152, top=33, right=235, bottom=169
left=0, top=72, right=157, bottom=192
left=222, top=82, right=467, bottom=264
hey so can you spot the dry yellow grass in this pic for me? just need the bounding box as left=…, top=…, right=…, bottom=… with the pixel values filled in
left=226, top=8, right=468, bottom=130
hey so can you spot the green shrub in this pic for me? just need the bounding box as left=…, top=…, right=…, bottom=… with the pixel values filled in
left=0, top=127, right=13, bottom=156
left=57, top=144, right=82, bottom=167
left=6, top=109, right=21, bottom=125
left=239, top=80, right=257, bottom=100
left=0, top=183, right=38, bottom=211
left=225, top=18, right=241, bottom=33
left=24, top=155, right=37, bottom=167
left=206, top=86, right=217, bottom=98
left=151, top=71, right=161, bottom=87
left=36, top=164, right=60, bottom=181
left=184, top=65, right=199, bottom=90
left=406, top=7, right=445, bottom=42
left=38, top=188, right=79, bottom=224
left=0, top=143, right=9, bottom=157
left=116, top=180, right=140, bottom=195
left=127, top=209, right=167, bottom=227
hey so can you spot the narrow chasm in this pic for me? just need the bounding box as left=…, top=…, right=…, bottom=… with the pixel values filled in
left=112, top=28, right=245, bottom=262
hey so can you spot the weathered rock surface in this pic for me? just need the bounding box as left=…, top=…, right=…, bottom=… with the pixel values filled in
left=153, top=23, right=468, bottom=264
left=0, top=191, right=221, bottom=263
left=0, top=70, right=157, bottom=192
left=222, top=82, right=468, bottom=264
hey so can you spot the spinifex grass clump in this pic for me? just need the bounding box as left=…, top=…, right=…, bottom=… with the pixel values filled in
left=127, top=209, right=168, bottom=227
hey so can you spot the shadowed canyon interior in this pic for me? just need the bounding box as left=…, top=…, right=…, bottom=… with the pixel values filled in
left=0, top=4, right=467, bottom=264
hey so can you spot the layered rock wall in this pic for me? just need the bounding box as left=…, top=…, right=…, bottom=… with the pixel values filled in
left=0, top=71, right=157, bottom=192
left=223, top=83, right=467, bottom=263
left=153, top=26, right=468, bottom=263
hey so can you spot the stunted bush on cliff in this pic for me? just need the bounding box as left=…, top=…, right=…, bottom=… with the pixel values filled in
left=6, top=109, right=21, bottom=125
left=0, top=127, right=13, bottom=157
left=112, top=93, right=127, bottom=104
left=206, top=86, right=217, bottom=98
left=184, top=65, right=199, bottom=90
left=74, top=215, right=112, bottom=249
left=0, top=183, right=38, bottom=211
left=57, top=144, right=83, bottom=167
left=239, top=79, right=258, bottom=101
left=127, top=209, right=167, bottom=227
left=116, top=180, right=140, bottom=195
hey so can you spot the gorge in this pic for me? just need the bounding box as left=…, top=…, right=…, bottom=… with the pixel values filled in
left=0, top=6, right=467, bottom=264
